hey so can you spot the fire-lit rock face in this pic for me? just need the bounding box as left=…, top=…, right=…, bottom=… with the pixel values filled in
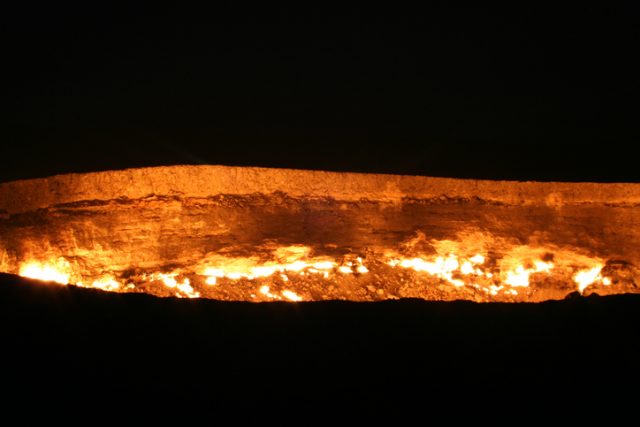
left=1, top=165, right=639, bottom=302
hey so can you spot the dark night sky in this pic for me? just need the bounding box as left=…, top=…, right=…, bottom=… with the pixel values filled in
left=2, top=4, right=638, bottom=183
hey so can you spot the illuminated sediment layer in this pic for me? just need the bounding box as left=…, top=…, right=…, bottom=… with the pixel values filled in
left=1, top=165, right=639, bottom=301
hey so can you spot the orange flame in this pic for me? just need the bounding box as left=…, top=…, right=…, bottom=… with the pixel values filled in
left=573, top=265, right=609, bottom=293
left=12, top=237, right=618, bottom=302
left=19, top=259, right=71, bottom=285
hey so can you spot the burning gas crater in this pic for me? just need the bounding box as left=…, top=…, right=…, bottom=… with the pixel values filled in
left=15, top=237, right=621, bottom=302
left=2, top=165, right=639, bottom=302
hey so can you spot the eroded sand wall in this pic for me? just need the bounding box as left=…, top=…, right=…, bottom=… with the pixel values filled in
left=2, top=165, right=640, bottom=214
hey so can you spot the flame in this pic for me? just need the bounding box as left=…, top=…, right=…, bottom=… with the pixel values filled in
left=80, top=276, right=122, bottom=292
left=19, top=259, right=71, bottom=285
left=504, top=261, right=554, bottom=287
left=199, top=258, right=336, bottom=281
left=147, top=272, right=200, bottom=298
left=10, top=238, right=625, bottom=302
left=504, top=266, right=530, bottom=287
left=356, top=265, right=369, bottom=274
left=488, top=285, right=504, bottom=296
left=389, top=253, right=485, bottom=288
left=282, top=290, right=303, bottom=301
left=197, top=246, right=367, bottom=284
left=469, top=254, right=485, bottom=264
left=574, top=265, right=610, bottom=293
left=259, top=285, right=279, bottom=299
left=389, top=252, right=555, bottom=291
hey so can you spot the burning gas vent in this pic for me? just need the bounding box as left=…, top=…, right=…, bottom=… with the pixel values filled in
left=1, top=165, right=638, bottom=302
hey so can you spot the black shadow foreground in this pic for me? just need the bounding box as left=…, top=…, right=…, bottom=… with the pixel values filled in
left=1, top=273, right=639, bottom=419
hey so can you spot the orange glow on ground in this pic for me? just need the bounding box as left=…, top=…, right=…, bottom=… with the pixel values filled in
left=12, top=237, right=618, bottom=302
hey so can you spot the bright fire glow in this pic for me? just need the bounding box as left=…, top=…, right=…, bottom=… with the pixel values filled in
left=505, top=266, right=530, bottom=287
left=470, top=254, right=485, bottom=264
left=148, top=272, right=200, bottom=298
left=259, top=285, right=279, bottom=299
left=197, top=246, right=369, bottom=284
left=504, top=261, right=554, bottom=287
left=12, top=240, right=622, bottom=302
left=390, top=254, right=485, bottom=288
left=574, top=265, right=609, bottom=293
left=82, top=276, right=121, bottom=292
left=282, top=290, right=303, bottom=301
left=19, top=259, right=71, bottom=285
